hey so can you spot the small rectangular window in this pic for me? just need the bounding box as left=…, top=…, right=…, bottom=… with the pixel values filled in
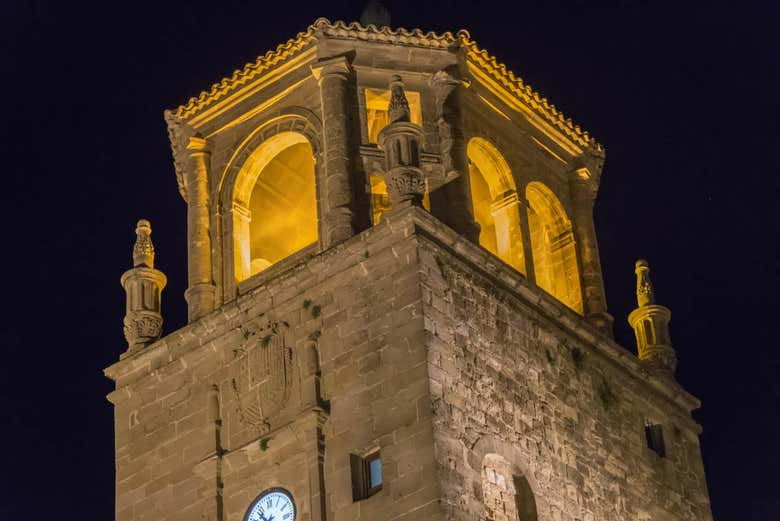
left=645, top=422, right=666, bottom=458
left=350, top=449, right=382, bottom=500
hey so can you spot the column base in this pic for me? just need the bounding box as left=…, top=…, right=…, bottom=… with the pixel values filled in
left=586, top=311, right=614, bottom=338
left=185, top=283, right=216, bottom=322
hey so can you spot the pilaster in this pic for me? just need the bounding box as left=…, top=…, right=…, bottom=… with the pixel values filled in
left=489, top=192, right=527, bottom=275
left=311, top=56, right=358, bottom=247
left=185, top=136, right=216, bottom=321
left=429, top=69, right=480, bottom=243
left=569, top=168, right=613, bottom=336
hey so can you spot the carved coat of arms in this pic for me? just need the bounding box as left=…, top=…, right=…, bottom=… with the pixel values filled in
left=230, top=320, right=294, bottom=433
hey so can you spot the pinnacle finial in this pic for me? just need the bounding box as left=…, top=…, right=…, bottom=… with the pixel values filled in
left=635, top=259, right=655, bottom=307
left=133, top=219, right=155, bottom=268
left=388, top=75, right=410, bottom=123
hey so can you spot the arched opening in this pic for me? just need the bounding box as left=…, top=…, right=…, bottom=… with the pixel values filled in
left=482, top=454, right=538, bottom=521
left=526, top=182, right=583, bottom=313
left=232, top=132, right=318, bottom=281
left=467, top=138, right=526, bottom=274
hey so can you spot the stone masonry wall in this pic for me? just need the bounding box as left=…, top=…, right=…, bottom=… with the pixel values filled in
left=107, top=210, right=445, bottom=521
left=416, top=213, right=713, bottom=521
left=107, top=207, right=712, bottom=521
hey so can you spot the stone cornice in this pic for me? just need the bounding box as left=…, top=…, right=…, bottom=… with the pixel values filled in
left=458, top=31, right=603, bottom=156
left=166, top=19, right=601, bottom=159
left=106, top=207, right=700, bottom=428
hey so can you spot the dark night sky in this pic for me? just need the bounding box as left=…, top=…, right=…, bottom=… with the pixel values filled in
left=1, top=1, right=778, bottom=519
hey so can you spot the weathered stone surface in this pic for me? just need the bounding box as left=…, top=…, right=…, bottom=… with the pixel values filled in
left=107, top=18, right=713, bottom=521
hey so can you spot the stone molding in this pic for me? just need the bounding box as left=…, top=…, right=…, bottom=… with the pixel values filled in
left=106, top=207, right=700, bottom=421
left=166, top=19, right=600, bottom=155
left=217, top=110, right=322, bottom=207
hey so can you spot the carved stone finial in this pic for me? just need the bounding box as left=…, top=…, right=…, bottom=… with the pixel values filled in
left=376, top=74, right=426, bottom=209
left=133, top=219, right=155, bottom=268
left=388, top=75, right=411, bottom=123
left=121, top=219, right=167, bottom=355
left=635, top=259, right=655, bottom=307
left=628, top=259, right=676, bottom=377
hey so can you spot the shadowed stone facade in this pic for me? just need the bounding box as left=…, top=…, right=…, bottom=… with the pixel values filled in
left=105, top=18, right=714, bottom=521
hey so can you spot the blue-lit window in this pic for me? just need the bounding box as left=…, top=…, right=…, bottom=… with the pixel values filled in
left=350, top=450, right=382, bottom=500
left=369, top=456, right=382, bottom=488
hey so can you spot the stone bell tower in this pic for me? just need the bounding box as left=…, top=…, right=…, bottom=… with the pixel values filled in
left=105, top=18, right=714, bottom=521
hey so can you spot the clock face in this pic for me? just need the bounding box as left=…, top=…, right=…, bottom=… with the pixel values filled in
left=245, top=488, right=296, bottom=521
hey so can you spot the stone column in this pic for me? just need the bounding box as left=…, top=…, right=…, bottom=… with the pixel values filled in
left=311, top=56, right=356, bottom=247
left=490, top=192, right=526, bottom=275
left=229, top=202, right=252, bottom=282
left=429, top=69, right=480, bottom=243
left=570, top=169, right=613, bottom=336
left=516, top=196, right=536, bottom=283
left=121, top=220, right=167, bottom=355
left=185, top=136, right=216, bottom=322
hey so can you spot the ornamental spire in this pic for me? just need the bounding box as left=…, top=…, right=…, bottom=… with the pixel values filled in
left=121, top=219, right=167, bottom=355
left=132, top=219, right=155, bottom=268
left=635, top=259, right=655, bottom=307
left=388, top=75, right=411, bottom=123
left=377, top=75, right=426, bottom=209
left=628, top=259, right=677, bottom=378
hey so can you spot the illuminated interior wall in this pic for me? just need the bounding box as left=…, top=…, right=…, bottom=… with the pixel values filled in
left=467, top=138, right=526, bottom=274
left=232, top=132, right=318, bottom=281
left=526, top=181, right=583, bottom=313
left=369, top=173, right=430, bottom=225
left=369, top=175, right=392, bottom=225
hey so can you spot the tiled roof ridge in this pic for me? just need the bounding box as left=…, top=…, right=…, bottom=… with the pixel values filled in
left=170, top=18, right=601, bottom=153
left=458, top=32, right=602, bottom=153
left=172, top=24, right=317, bottom=119
left=315, top=17, right=458, bottom=46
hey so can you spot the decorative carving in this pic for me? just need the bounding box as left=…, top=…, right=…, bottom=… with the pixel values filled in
left=388, top=75, right=410, bottom=123
left=643, top=346, right=678, bottom=375
left=123, top=312, right=163, bottom=346
left=635, top=259, right=655, bottom=307
left=376, top=75, right=426, bottom=209
left=121, top=220, right=167, bottom=354
left=132, top=219, right=154, bottom=268
left=163, top=111, right=196, bottom=201
left=229, top=317, right=294, bottom=432
left=430, top=70, right=462, bottom=178
left=386, top=168, right=426, bottom=204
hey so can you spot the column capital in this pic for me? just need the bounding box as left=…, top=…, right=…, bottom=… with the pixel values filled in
left=310, top=56, right=352, bottom=81
left=429, top=69, right=463, bottom=99
left=187, top=136, right=211, bottom=156
left=570, top=167, right=599, bottom=202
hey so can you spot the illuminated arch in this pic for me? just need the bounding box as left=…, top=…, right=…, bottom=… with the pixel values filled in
left=231, top=131, right=318, bottom=281
left=525, top=181, right=583, bottom=313
left=467, top=137, right=526, bottom=274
